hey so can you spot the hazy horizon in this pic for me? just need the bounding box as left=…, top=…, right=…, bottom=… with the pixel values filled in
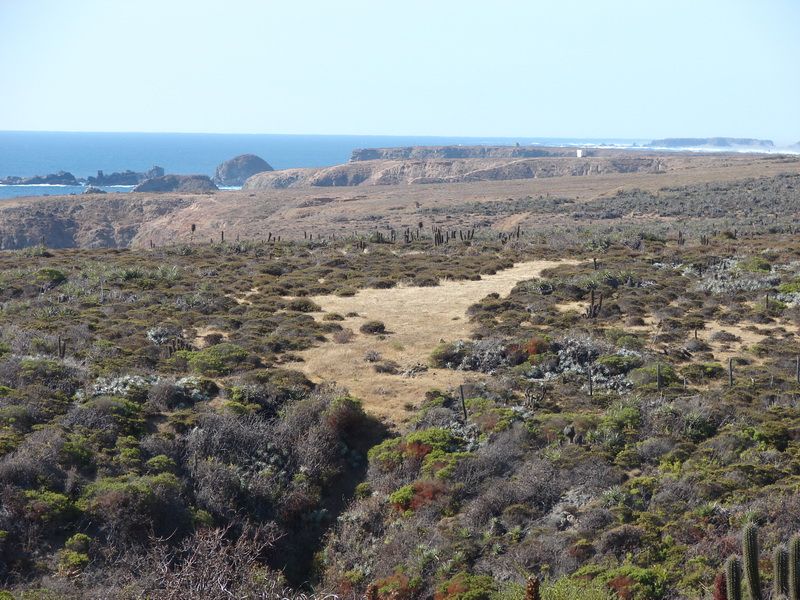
left=1, top=0, right=798, bottom=143
left=0, top=130, right=791, bottom=146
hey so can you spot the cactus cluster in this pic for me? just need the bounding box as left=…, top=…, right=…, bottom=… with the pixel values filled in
left=718, top=524, right=800, bottom=600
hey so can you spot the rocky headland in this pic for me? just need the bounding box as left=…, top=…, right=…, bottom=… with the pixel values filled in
left=243, top=156, right=668, bottom=189
left=349, top=145, right=578, bottom=161
left=0, top=171, right=79, bottom=185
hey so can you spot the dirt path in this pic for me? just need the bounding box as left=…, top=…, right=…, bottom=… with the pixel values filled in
left=288, top=260, right=578, bottom=425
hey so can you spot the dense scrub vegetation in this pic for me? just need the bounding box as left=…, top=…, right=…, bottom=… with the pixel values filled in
left=322, top=224, right=800, bottom=599
left=4, top=174, right=800, bottom=597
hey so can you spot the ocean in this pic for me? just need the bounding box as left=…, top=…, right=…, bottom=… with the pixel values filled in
left=0, top=131, right=646, bottom=200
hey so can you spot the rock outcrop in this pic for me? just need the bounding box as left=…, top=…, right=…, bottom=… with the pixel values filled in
left=87, top=166, right=164, bottom=186
left=213, top=154, right=273, bottom=186
left=648, top=138, right=774, bottom=149
left=82, top=186, right=107, bottom=194
left=349, top=145, right=573, bottom=162
left=0, top=171, right=78, bottom=185
left=243, top=157, right=667, bottom=189
left=133, top=175, right=217, bottom=193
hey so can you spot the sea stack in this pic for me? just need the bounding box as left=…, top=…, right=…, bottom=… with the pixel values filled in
left=213, top=154, right=273, bottom=186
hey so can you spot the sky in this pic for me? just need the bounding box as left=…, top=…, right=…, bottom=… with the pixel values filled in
left=0, top=0, right=798, bottom=143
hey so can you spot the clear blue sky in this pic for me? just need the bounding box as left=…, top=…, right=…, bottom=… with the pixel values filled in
left=1, top=0, right=798, bottom=143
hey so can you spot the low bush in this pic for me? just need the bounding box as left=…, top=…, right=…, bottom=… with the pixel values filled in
left=359, top=321, right=386, bottom=335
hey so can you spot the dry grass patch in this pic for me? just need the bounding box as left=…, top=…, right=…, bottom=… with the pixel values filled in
left=288, top=259, right=577, bottom=425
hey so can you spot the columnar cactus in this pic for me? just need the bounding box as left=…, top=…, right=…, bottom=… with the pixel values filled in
left=726, top=556, right=743, bottom=600
left=789, top=534, right=800, bottom=600
left=743, top=523, right=762, bottom=599
left=524, top=576, right=540, bottom=600
left=713, top=572, right=728, bottom=600
left=775, top=544, right=789, bottom=599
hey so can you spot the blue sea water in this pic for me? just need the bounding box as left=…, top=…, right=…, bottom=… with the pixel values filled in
left=0, top=131, right=643, bottom=200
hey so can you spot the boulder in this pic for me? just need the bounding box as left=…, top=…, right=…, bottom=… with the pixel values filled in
left=82, top=186, right=107, bottom=194
left=133, top=175, right=217, bottom=193
left=213, top=154, right=273, bottom=186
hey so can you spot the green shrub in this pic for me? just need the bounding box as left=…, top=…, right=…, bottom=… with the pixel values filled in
left=177, top=343, right=253, bottom=376
left=60, top=434, right=96, bottom=469
left=778, top=279, right=800, bottom=293
left=359, top=320, right=386, bottom=335
left=81, top=472, right=190, bottom=537
left=680, top=362, right=725, bottom=381
left=615, top=335, right=643, bottom=350
left=287, top=298, right=321, bottom=312
left=388, top=484, right=415, bottom=510
left=629, top=363, right=677, bottom=388
left=738, top=256, right=771, bottom=272
left=34, top=268, right=67, bottom=287
left=498, top=577, right=615, bottom=600
left=596, top=353, right=643, bottom=375
left=354, top=482, right=372, bottom=499
left=430, top=341, right=466, bottom=368
left=64, top=533, right=91, bottom=553
left=436, top=572, right=497, bottom=600
left=145, top=454, right=177, bottom=473
left=57, top=549, right=89, bottom=575
left=753, top=421, right=790, bottom=451
left=24, top=490, right=80, bottom=527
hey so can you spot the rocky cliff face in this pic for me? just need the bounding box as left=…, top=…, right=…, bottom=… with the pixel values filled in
left=349, top=145, right=574, bottom=161
left=243, top=157, right=667, bottom=189
left=133, top=175, right=217, bottom=193
left=213, top=154, right=273, bottom=186
left=0, top=195, right=194, bottom=249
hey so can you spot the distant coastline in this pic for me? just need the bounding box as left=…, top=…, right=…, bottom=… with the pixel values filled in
left=1, top=132, right=797, bottom=200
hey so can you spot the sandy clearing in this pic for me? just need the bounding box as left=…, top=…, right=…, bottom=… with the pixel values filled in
left=287, top=260, right=579, bottom=425
left=698, top=319, right=796, bottom=364
left=193, top=326, right=230, bottom=348
left=554, top=300, right=585, bottom=313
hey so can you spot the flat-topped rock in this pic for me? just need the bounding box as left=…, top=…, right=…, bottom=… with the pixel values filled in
left=350, top=145, right=571, bottom=161
left=243, top=156, right=667, bottom=189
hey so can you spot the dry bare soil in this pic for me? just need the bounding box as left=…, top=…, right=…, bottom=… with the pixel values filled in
left=290, top=260, right=577, bottom=423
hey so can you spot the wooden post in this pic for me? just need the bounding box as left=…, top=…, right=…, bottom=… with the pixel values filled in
left=796, top=355, right=799, bottom=385
left=588, top=362, right=593, bottom=397
left=459, top=385, right=468, bottom=421
left=728, top=357, right=734, bottom=387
